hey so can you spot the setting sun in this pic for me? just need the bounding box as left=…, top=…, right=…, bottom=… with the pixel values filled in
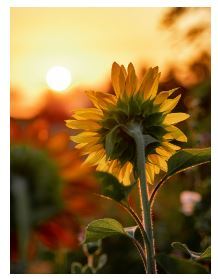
left=46, top=66, right=72, bottom=92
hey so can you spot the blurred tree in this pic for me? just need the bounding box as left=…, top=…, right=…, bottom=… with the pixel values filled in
left=10, top=119, right=102, bottom=273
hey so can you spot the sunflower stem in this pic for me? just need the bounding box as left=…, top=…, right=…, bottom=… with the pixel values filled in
left=127, top=123, right=157, bottom=274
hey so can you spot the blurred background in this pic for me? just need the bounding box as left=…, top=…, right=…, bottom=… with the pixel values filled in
left=10, top=7, right=210, bottom=273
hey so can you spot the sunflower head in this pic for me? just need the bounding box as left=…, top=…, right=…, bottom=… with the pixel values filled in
left=66, top=62, right=190, bottom=185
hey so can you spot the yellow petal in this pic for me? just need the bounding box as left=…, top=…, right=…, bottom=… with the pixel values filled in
left=159, top=94, right=181, bottom=113
left=119, top=67, right=126, bottom=97
left=70, top=132, right=99, bottom=143
left=96, top=155, right=108, bottom=171
left=118, top=162, right=134, bottom=185
left=73, top=108, right=103, bottom=120
left=153, top=164, right=160, bottom=175
left=146, top=163, right=154, bottom=184
left=139, top=66, right=159, bottom=100
left=74, top=142, right=87, bottom=149
left=70, top=131, right=99, bottom=143
left=111, top=62, right=122, bottom=97
left=149, top=72, right=161, bottom=100
left=83, top=150, right=105, bottom=166
left=98, top=155, right=107, bottom=166
left=126, top=63, right=137, bottom=96
left=120, top=65, right=127, bottom=79
left=109, top=160, right=121, bottom=177
left=96, top=163, right=108, bottom=172
left=146, top=170, right=152, bottom=185
left=154, top=88, right=179, bottom=105
left=163, top=113, right=190, bottom=125
left=165, top=125, right=187, bottom=142
left=162, top=142, right=181, bottom=151
left=66, top=119, right=101, bottom=130
left=156, top=146, right=172, bottom=158
left=117, top=162, right=127, bottom=182
left=86, top=90, right=116, bottom=110
left=154, top=92, right=169, bottom=105
left=81, top=144, right=103, bottom=155
left=157, top=156, right=168, bottom=172
left=123, top=163, right=134, bottom=185
left=117, top=162, right=128, bottom=184
left=107, top=159, right=116, bottom=173
left=148, top=154, right=168, bottom=172
left=163, top=133, right=174, bottom=140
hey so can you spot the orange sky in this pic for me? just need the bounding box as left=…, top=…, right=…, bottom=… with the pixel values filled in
left=10, top=8, right=210, bottom=119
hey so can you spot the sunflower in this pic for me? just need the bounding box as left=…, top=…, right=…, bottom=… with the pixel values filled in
left=66, top=62, right=190, bottom=185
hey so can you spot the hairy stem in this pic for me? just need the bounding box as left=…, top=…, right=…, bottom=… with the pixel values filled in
left=123, top=203, right=150, bottom=251
left=128, top=123, right=157, bottom=274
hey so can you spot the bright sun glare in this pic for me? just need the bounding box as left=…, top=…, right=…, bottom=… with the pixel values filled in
left=46, top=66, right=72, bottom=92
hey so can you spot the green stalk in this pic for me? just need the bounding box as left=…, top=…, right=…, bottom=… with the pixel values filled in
left=126, top=123, right=157, bottom=274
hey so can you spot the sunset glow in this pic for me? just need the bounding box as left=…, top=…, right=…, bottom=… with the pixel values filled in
left=10, top=8, right=210, bottom=119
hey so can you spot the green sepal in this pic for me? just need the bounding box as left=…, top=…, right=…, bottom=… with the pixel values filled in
left=144, top=112, right=164, bottom=127
left=146, top=125, right=167, bottom=139
left=105, top=125, right=120, bottom=159
left=141, top=99, right=154, bottom=115
left=127, top=95, right=141, bottom=117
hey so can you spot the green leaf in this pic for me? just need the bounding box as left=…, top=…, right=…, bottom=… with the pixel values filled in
left=167, top=148, right=211, bottom=178
left=95, top=171, right=135, bottom=202
left=156, top=253, right=208, bottom=274
left=150, top=148, right=211, bottom=204
left=172, top=242, right=211, bottom=261
left=84, top=218, right=126, bottom=243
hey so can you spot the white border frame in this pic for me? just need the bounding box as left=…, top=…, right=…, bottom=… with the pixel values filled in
left=0, top=0, right=216, bottom=278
